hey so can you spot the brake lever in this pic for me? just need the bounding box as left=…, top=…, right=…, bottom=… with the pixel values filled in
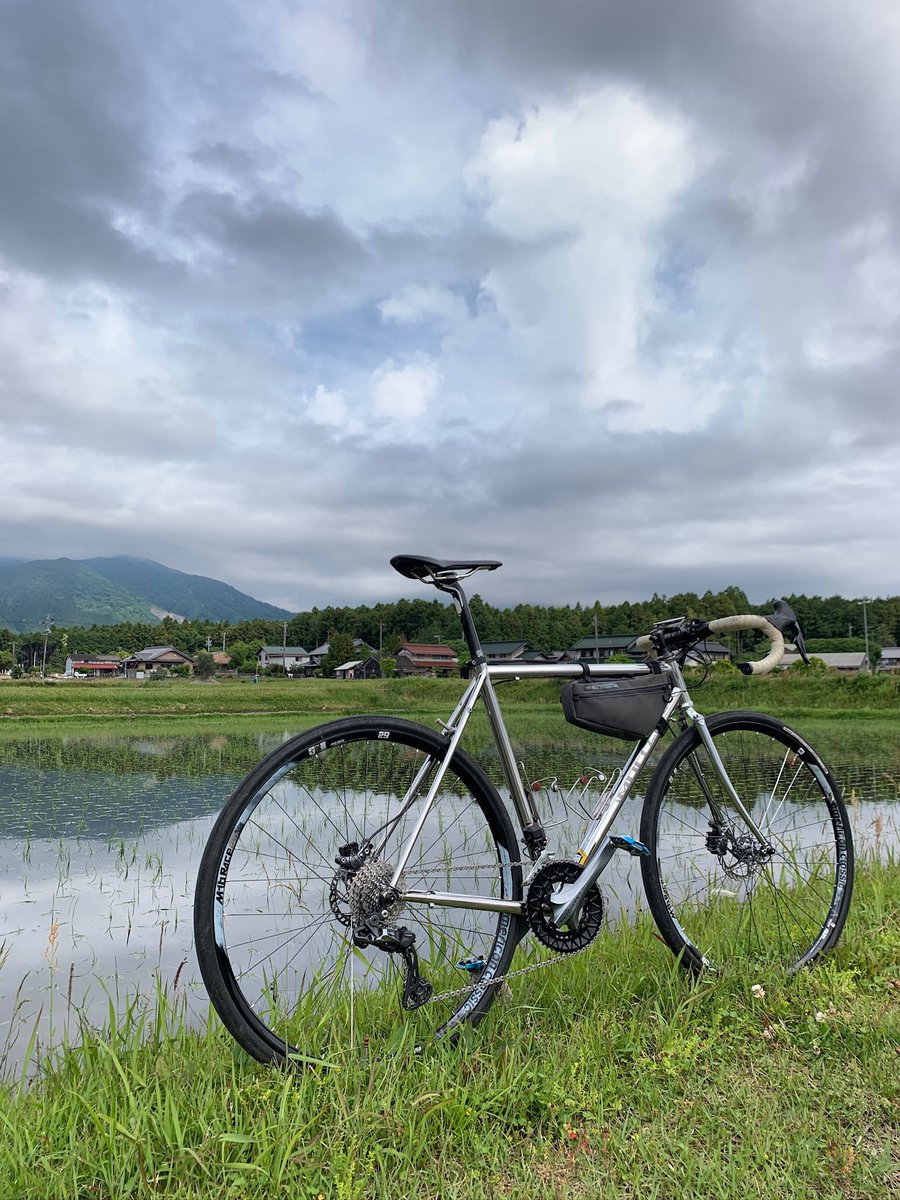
left=766, top=599, right=810, bottom=665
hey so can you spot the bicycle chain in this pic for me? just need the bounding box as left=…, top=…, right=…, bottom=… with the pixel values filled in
left=424, top=857, right=599, bottom=1006
left=426, top=942, right=593, bottom=1005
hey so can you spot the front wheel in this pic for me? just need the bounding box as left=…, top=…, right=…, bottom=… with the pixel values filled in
left=640, top=712, right=853, bottom=974
left=194, top=717, right=523, bottom=1065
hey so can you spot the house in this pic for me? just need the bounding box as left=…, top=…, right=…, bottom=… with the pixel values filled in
left=522, top=649, right=577, bottom=663
left=334, top=657, right=383, bottom=680
left=123, top=646, right=196, bottom=674
left=481, top=640, right=532, bottom=662
left=65, top=655, right=122, bottom=677
left=781, top=652, right=870, bottom=673
left=307, top=639, right=373, bottom=670
left=684, top=640, right=731, bottom=665
left=570, top=635, right=639, bottom=661
left=395, top=641, right=459, bottom=676
left=876, top=647, right=900, bottom=672
left=257, top=646, right=310, bottom=673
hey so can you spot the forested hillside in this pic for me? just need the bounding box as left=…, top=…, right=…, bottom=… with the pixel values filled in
left=0, top=556, right=291, bottom=632
left=2, top=584, right=897, bottom=675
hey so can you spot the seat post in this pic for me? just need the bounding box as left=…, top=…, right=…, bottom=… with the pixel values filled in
left=434, top=580, right=485, bottom=665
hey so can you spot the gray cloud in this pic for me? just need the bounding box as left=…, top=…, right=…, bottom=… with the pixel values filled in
left=0, top=0, right=897, bottom=614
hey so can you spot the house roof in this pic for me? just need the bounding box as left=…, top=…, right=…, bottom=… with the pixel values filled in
left=399, top=642, right=457, bottom=657
left=571, top=635, right=637, bottom=650
left=127, top=646, right=194, bottom=663
left=334, top=660, right=363, bottom=672
left=481, top=640, right=530, bottom=654
left=878, top=647, right=900, bottom=660
left=522, top=649, right=575, bottom=662
left=260, top=646, right=308, bottom=655
left=782, top=652, right=869, bottom=668
left=309, top=638, right=369, bottom=657
left=686, top=640, right=731, bottom=656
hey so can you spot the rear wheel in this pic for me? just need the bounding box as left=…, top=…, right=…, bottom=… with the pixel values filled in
left=194, top=717, right=522, bottom=1065
left=640, top=712, right=853, bottom=974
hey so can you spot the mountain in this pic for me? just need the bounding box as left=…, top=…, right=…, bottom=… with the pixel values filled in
left=0, top=557, right=292, bottom=631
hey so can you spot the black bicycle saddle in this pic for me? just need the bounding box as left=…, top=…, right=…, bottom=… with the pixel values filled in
left=390, top=555, right=502, bottom=581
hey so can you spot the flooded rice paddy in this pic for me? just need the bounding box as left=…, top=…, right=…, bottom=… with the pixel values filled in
left=0, top=716, right=897, bottom=1075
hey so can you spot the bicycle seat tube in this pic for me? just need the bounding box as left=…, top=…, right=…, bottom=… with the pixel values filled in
left=434, top=577, right=542, bottom=834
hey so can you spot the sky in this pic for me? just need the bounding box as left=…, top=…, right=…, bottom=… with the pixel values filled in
left=1, top=0, right=898, bottom=612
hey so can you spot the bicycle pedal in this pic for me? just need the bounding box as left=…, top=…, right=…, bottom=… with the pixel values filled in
left=457, top=957, right=486, bottom=976
left=610, top=835, right=650, bottom=857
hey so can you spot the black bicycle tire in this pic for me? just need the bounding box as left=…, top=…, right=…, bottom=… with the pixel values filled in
left=639, top=710, right=854, bottom=974
left=194, top=715, right=524, bottom=1065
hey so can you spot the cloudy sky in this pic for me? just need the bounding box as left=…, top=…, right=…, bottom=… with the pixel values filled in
left=1, top=0, right=898, bottom=611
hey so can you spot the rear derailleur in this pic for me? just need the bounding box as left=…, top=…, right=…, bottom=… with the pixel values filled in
left=351, top=923, right=433, bottom=1010
left=334, top=841, right=433, bottom=1011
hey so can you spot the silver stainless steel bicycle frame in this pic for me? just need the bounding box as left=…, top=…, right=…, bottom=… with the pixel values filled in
left=386, top=579, right=774, bottom=931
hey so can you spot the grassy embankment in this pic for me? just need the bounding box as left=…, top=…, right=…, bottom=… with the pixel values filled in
left=0, top=861, right=897, bottom=1198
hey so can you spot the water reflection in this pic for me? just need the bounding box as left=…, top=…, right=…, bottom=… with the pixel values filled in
left=0, top=724, right=897, bottom=1076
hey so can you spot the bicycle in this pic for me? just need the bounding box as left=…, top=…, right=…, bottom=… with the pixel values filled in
left=194, top=554, right=854, bottom=1066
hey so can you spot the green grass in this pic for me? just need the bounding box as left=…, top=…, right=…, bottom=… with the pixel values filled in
left=1, top=861, right=897, bottom=1199
left=1, top=669, right=899, bottom=728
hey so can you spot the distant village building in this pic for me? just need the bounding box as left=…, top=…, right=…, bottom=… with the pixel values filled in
left=876, top=647, right=900, bottom=672
left=522, top=649, right=576, bottom=663
left=257, top=646, right=310, bottom=673
left=123, top=646, right=196, bottom=675
left=65, top=655, right=122, bottom=677
left=684, top=640, right=731, bottom=665
left=305, top=639, right=374, bottom=671
left=481, top=641, right=532, bottom=662
left=333, top=657, right=382, bottom=680
left=570, top=635, right=639, bottom=661
left=781, top=652, right=870, bottom=673
left=395, top=642, right=459, bottom=677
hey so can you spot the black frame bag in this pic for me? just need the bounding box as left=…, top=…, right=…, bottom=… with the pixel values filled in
left=560, top=662, right=671, bottom=741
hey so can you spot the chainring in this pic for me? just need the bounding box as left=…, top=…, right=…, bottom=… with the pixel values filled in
left=524, top=860, right=604, bottom=952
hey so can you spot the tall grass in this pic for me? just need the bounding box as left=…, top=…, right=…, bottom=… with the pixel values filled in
left=1, top=860, right=897, bottom=1199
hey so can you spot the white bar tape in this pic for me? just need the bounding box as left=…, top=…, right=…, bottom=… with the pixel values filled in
left=707, top=615, right=785, bottom=675
left=633, top=615, right=785, bottom=675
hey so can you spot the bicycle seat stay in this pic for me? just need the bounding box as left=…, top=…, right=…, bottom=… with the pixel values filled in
left=390, top=554, right=502, bottom=582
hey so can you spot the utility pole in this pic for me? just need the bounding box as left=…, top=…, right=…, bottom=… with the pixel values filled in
left=40, top=615, right=53, bottom=681
left=860, top=598, right=871, bottom=671
left=283, top=620, right=288, bottom=671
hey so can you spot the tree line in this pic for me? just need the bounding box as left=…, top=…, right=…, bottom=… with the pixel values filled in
left=1, top=587, right=897, bottom=675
